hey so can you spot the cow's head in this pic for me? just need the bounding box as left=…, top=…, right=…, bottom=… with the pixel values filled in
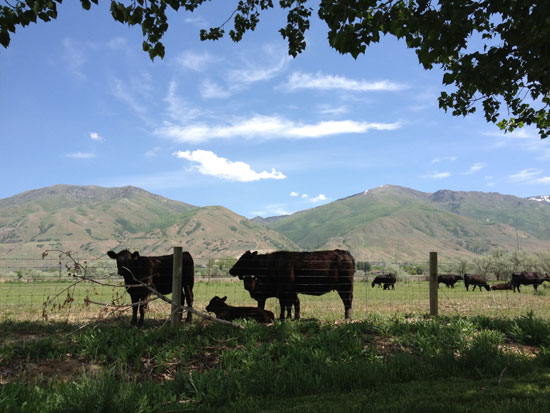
left=206, top=296, right=227, bottom=313
left=455, top=275, right=463, bottom=281
left=229, top=251, right=258, bottom=279
left=107, top=250, right=141, bottom=279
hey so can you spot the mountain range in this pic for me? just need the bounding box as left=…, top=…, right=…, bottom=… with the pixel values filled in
left=1, top=184, right=550, bottom=263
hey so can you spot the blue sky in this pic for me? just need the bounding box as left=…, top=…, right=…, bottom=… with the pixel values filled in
left=2, top=2, right=549, bottom=218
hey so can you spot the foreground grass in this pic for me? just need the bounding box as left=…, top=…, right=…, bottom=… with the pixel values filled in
left=1, top=313, right=550, bottom=412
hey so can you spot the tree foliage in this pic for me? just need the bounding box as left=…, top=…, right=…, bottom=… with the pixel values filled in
left=2, top=1, right=549, bottom=138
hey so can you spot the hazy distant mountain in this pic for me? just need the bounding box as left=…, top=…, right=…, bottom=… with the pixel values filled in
left=1, top=184, right=550, bottom=263
left=0, top=185, right=297, bottom=262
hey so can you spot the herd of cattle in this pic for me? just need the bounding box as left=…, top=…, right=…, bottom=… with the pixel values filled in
left=106, top=249, right=550, bottom=326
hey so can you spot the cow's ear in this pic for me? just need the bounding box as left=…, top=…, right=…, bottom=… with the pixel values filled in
left=252, top=251, right=258, bottom=256
left=132, top=251, right=140, bottom=260
left=221, top=296, right=227, bottom=302
left=107, top=251, right=117, bottom=259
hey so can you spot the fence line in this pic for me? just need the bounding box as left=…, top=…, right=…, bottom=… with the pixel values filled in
left=0, top=252, right=548, bottom=323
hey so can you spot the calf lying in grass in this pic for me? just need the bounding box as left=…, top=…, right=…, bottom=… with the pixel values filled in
left=205, top=296, right=275, bottom=324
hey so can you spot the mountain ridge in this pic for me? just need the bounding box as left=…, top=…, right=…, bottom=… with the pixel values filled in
left=1, top=184, right=549, bottom=262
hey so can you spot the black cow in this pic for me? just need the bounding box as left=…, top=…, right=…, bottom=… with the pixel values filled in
left=205, top=296, right=274, bottom=324
left=437, top=274, right=463, bottom=289
left=491, top=282, right=513, bottom=291
left=229, top=250, right=355, bottom=320
left=243, top=275, right=300, bottom=319
left=107, top=249, right=194, bottom=326
left=371, top=274, right=396, bottom=290
left=511, top=271, right=550, bottom=293
left=464, top=274, right=490, bottom=291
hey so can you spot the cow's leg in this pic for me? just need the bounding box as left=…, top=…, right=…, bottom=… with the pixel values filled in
left=184, top=285, right=193, bottom=322
left=256, top=298, right=266, bottom=310
left=338, top=287, right=353, bottom=320
left=129, top=294, right=139, bottom=326
left=293, top=295, right=300, bottom=320
left=137, top=299, right=145, bottom=327
left=278, top=298, right=286, bottom=320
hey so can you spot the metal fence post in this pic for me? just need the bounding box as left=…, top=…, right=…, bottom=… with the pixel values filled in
left=429, top=252, right=438, bottom=316
left=171, top=246, right=183, bottom=328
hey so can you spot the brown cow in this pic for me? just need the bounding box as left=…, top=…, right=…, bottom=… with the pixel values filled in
left=243, top=275, right=300, bottom=319
left=511, top=272, right=550, bottom=292
left=438, top=274, right=463, bottom=289
left=491, top=282, right=513, bottom=291
left=229, top=250, right=355, bottom=320
left=107, top=249, right=194, bottom=326
left=371, top=274, right=396, bottom=290
left=205, top=296, right=274, bottom=324
left=464, top=274, right=490, bottom=291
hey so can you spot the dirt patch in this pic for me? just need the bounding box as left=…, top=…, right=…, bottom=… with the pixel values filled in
left=1, top=357, right=101, bottom=384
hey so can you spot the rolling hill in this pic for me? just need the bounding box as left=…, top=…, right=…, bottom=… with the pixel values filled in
left=1, top=184, right=549, bottom=263
left=262, top=185, right=550, bottom=261
left=0, top=185, right=297, bottom=262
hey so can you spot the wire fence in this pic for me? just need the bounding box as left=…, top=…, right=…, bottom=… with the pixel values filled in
left=1, top=254, right=549, bottom=323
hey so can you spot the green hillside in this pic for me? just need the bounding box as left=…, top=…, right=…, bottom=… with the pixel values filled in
left=1, top=184, right=549, bottom=263
left=0, top=185, right=297, bottom=261
left=266, top=185, right=550, bottom=261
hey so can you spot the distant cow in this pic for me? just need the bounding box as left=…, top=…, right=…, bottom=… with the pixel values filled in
left=205, top=296, right=275, bottom=324
left=229, top=250, right=355, bottom=320
left=243, top=275, right=300, bottom=319
left=491, top=282, right=513, bottom=291
left=107, top=249, right=194, bottom=326
left=371, top=274, right=396, bottom=290
left=511, top=272, right=550, bottom=293
left=464, top=274, right=490, bottom=291
left=438, top=274, right=463, bottom=289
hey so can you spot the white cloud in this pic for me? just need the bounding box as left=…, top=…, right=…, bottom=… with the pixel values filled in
left=537, top=177, right=550, bottom=183
left=311, top=194, right=327, bottom=202
left=424, top=171, right=451, bottom=179
left=65, top=152, right=95, bottom=159
left=165, top=81, right=202, bottom=122
left=252, top=204, right=291, bottom=217
left=462, top=162, right=486, bottom=175
left=290, top=192, right=298, bottom=197
left=228, top=55, right=290, bottom=84
left=508, top=168, right=542, bottom=182
left=317, top=105, right=349, bottom=115
left=200, top=79, right=231, bottom=99
left=286, top=72, right=407, bottom=92
left=173, top=150, right=286, bottom=182
left=155, top=115, right=401, bottom=143
left=89, top=132, right=103, bottom=141
left=62, top=38, right=86, bottom=79
left=301, top=194, right=309, bottom=199
left=431, top=156, right=457, bottom=164
left=176, top=50, right=217, bottom=71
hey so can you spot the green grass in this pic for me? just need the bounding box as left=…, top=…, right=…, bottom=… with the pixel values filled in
left=1, top=279, right=550, bottom=323
left=1, top=315, right=550, bottom=412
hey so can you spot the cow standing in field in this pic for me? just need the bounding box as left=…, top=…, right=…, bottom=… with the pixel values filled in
left=371, top=274, right=396, bottom=290
left=229, top=250, right=355, bottom=320
left=437, top=274, right=463, bottom=289
left=243, top=275, right=300, bottom=319
left=463, top=274, right=490, bottom=291
left=107, top=249, right=194, bottom=326
left=206, top=296, right=275, bottom=324
left=511, top=271, right=550, bottom=293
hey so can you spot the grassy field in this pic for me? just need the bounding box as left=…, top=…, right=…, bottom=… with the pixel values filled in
left=1, top=314, right=550, bottom=412
left=1, top=278, right=549, bottom=323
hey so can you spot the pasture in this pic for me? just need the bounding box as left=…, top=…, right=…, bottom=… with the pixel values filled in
left=1, top=277, right=549, bottom=323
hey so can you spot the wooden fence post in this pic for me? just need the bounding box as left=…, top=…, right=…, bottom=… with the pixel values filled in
left=429, top=251, right=438, bottom=316
left=171, top=246, right=183, bottom=328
